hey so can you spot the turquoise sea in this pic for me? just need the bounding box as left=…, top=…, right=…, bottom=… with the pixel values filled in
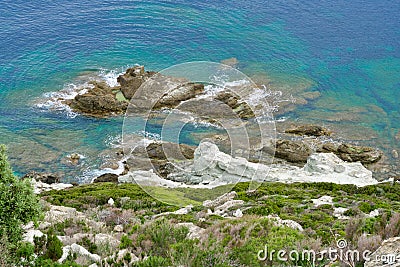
left=0, top=0, right=399, bottom=182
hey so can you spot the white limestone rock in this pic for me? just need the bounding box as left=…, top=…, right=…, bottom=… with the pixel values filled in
left=312, top=196, right=333, bottom=207
left=118, top=170, right=183, bottom=187
left=364, top=237, right=400, bottom=267
left=185, top=142, right=378, bottom=187
left=267, top=215, right=304, bottom=232
left=23, top=230, right=44, bottom=244
left=31, top=179, right=73, bottom=194
left=58, top=243, right=101, bottom=263
left=176, top=222, right=205, bottom=240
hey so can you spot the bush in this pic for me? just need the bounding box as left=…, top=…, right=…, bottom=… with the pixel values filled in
left=0, top=144, right=42, bottom=260
left=42, top=228, right=63, bottom=261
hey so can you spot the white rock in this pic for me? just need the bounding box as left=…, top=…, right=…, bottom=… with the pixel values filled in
left=267, top=215, right=304, bottom=232
left=38, top=221, right=52, bottom=230
left=45, top=205, right=78, bottom=223
left=368, top=209, right=380, bottom=218
left=88, top=264, right=98, bottom=267
left=176, top=223, right=205, bottom=239
left=58, top=243, right=101, bottom=263
left=114, top=224, right=123, bottom=232
left=333, top=207, right=349, bottom=220
left=108, top=198, right=115, bottom=206
left=23, top=230, right=44, bottom=244
left=365, top=237, right=400, bottom=267
left=185, top=142, right=378, bottom=187
left=94, top=233, right=120, bottom=248
left=31, top=179, right=73, bottom=194
left=119, top=170, right=184, bottom=188
left=312, top=196, right=333, bottom=207
left=214, top=200, right=245, bottom=217
left=203, top=191, right=237, bottom=208
left=173, top=205, right=193, bottom=215
left=233, top=209, right=243, bottom=218
left=152, top=205, right=193, bottom=219
left=22, top=221, right=34, bottom=231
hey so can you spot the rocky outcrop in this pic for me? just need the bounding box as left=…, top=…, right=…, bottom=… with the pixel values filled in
left=364, top=237, right=400, bottom=267
left=117, top=66, right=155, bottom=100
left=154, top=82, right=204, bottom=109
left=127, top=72, right=205, bottom=113
left=215, top=91, right=254, bottom=119
left=59, top=243, right=101, bottom=264
left=22, top=171, right=61, bottom=184
left=23, top=229, right=44, bottom=244
left=169, top=142, right=378, bottom=187
left=30, top=179, right=73, bottom=194
left=203, top=191, right=245, bottom=217
left=118, top=170, right=184, bottom=188
left=266, top=215, right=304, bottom=232
left=285, top=124, right=331, bottom=137
left=93, top=173, right=119, bottom=183
left=146, top=142, right=195, bottom=160
left=318, top=143, right=383, bottom=164
left=66, top=81, right=128, bottom=117
left=264, top=139, right=312, bottom=164
left=176, top=223, right=206, bottom=240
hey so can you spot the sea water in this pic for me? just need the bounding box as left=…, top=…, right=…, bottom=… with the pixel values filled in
left=0, top=0, right=399, bottom=182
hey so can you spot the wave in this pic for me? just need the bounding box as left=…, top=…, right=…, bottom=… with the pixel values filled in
left=33, top=67, right=127, bottom=118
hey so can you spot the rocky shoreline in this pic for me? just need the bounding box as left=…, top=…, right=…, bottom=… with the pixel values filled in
left=39, top=63, right=397, bottom=189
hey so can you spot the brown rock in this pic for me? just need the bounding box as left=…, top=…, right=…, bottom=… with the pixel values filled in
left=285, top=124, right=331, bottom=137
left=264, top=139, right=312, bottom=163
left=215, top=91, right=254, bottom=119
left=117, top=66, right=156, bottom=100
left=318, top=143, right=383, bottom=164
left=146, top=142, right=195, bottom=161
left=93, top=173, right=119, bottom=183
left=154, top=82, right=204, bottom=109
left=337, top=144, right=383, bottom=164
left=22, top=171, right=60, bottom=184
left=67, top=81, right=128, bottom=117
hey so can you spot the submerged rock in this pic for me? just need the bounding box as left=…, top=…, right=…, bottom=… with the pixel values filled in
left=220, top=57, right=239, bottom=68
left=215, top=91, right=255, bottom=119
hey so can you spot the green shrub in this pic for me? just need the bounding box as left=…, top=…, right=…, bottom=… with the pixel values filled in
left=120, top=234, right=133, bottom=249
left=0, top=144, right=42, bottom=245
left=44, top=228, right=63, bottom=261
left=133, top=256, right=170, bottom=267
left=78, top=236, right=98, bottom=254
left=359, top=202, right=374, bottom=213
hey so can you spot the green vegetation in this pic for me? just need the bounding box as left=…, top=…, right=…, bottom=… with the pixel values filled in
left=2, top=143, right=399, bottom=267
left=0, top=144, right=42, bottom=265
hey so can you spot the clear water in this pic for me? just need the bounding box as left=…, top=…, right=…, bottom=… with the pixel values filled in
left=0, top=0, right=399, bottom=181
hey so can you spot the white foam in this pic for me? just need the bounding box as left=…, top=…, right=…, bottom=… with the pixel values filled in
left=98, top=68, right=125, bottom=87
left=34, top=67, right=130, bottom=118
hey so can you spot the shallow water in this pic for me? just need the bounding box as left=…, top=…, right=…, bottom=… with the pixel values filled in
left=0, top=0, right=399, bottom=181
